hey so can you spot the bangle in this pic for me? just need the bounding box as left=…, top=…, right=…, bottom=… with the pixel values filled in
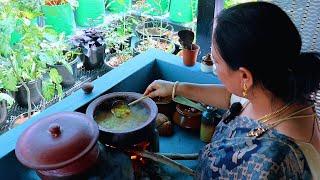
left=172, top=81, right=179, bottom=100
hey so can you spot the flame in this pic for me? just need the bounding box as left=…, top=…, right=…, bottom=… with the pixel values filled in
left=131, top=155, right=137, bottom=160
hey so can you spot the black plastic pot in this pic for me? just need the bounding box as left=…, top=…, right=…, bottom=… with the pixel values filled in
left=12, top=79, right=43, bottom=108
left=81, top=45, right=106, bottom=70
left=52, top=56, right=80, bottom=88
left=0, top=100, right=7, bottom=126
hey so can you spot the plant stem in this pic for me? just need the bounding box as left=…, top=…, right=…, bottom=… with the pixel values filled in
left=8, top=57, right=32, bottom=118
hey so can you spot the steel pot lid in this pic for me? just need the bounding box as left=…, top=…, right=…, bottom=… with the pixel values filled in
left=15, top=112, right=99, bottom=170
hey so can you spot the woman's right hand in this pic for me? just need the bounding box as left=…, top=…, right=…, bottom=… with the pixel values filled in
left=143, top=80, right=174, bottom=98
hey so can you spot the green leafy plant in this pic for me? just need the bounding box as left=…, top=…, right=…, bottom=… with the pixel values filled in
left=39, top=33, right=73, bottom=73
left=42, top=68, right=63, bottom=101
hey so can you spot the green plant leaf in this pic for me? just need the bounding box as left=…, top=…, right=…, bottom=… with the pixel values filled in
left=49, top=68, right=63, bottom=84
left=42, top=81, right=55, bottom=101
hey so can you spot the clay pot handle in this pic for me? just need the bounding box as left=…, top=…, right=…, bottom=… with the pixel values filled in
left=49, top=123, right=61, bottom=137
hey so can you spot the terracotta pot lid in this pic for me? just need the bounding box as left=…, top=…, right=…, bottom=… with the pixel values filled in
left=15, top=112, right=99, bottom=170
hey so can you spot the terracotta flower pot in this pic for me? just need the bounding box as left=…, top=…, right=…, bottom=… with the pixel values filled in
left=182, top=44, right=200, bottom=66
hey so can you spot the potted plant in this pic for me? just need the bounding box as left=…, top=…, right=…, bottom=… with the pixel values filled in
left=70, top=28, right=106, bottom=70
left=178, top=30, right=199, bottom=66
left=42, top=0, right=78, bottom=35
left=39, top=33, right=80, bottom=88
left=75, top=0, right=105, bottom=27
left=0, top=21, right=64, bottom=111
left=106, top=0, right=132, bottom=13
left=133, top=37, right=175, bottom=55
left=103, top=15, right=141, bottom=53
left=104, top=47, right=133, bottom=70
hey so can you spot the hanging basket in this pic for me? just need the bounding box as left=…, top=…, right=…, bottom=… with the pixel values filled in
left=42, top=3, right=76, bottom=35
left=75, top=0, right=105, bottom=27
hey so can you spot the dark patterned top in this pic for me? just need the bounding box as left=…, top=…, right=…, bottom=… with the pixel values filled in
left=196, top=116, right=312, bottom=179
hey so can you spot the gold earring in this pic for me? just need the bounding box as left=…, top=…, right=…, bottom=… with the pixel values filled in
left=242, top=83, right=248, bottom=97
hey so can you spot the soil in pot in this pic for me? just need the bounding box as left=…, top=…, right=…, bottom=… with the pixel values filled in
left=104, top=53, right=133, bottom=69
left=12, top=80, right=43, bottom=107
left=134, top=38, right=175, bottom=55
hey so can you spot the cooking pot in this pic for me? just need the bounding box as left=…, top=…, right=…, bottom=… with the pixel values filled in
left=15, top=112, right=100, bottom=179
left=86, top=92, right=158, bottom=148
left=173, top=104, right=202, bottom=130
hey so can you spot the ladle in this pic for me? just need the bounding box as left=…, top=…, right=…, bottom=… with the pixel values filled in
left=111, top=96, right=148, bottom=118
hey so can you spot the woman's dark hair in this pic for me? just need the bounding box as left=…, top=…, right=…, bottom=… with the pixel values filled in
left=214, top=2, right=320, bottom=104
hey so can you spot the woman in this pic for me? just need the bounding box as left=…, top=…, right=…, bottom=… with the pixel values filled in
left=144, top=2, right=320, bottom=179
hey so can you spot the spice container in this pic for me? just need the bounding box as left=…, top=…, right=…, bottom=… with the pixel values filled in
left=200, top=54, right=213, bottom=73
left=200, top=106, right=218, bottom=142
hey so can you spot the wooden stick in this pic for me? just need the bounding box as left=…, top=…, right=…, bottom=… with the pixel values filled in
left=104, top=144, right=196, bottom=176
left=128, top=96, right=148, bottom=106
left=157, top=153, right=199, bottom=160
left=136, top=150, right=196, bottom=177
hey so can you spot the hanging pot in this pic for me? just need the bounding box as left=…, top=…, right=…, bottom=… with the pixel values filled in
left=15, top=112, right=100, bottom=179
left=12, top=79, right=43, bottom=108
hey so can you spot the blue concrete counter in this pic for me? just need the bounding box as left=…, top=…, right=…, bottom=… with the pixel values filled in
left=0, top=49, right=220, bottom=179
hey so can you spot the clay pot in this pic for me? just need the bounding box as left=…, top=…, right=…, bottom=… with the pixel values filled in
left=173, top=104, right=202, bottom=130
left=86, top=92, right=158, bottom=148
left=182, top=44, right=200, bottom=66
left=152, top=96, right=176, bottom=118
left=15, top=112, right=100, bottom=179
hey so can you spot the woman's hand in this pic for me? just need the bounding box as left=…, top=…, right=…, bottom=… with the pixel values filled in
left=144, top=80, right=174, bottom=98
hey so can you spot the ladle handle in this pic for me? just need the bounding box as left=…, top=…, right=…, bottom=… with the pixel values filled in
left=128, top=96, right=148, bottom=106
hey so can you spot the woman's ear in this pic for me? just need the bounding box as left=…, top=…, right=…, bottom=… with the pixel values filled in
left=238, top=67, right=253, bottom=90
